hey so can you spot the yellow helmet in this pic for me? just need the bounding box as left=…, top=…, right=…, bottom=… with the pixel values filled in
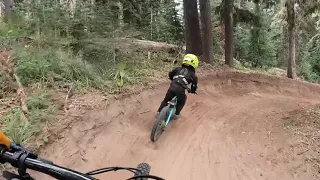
left=182, top=54, right=199, bottom=69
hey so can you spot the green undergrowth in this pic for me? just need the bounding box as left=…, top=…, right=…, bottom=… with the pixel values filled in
left=11, top=44, right=175, bottom=93
left=1, top=89, right=56, bottom=146
left=0, top=12, right=177, bottom=148
left=1, top=30, right=176, bottom=147
left=233, top=59, right=290, bottom=78
left=13, top=46, right=106, bottom=89
left=234, top=60, right=272, bottom=74
left=1, top=43, right=175, bottom=146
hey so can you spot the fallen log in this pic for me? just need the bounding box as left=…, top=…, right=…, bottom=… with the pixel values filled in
left=83, top=37, right=184, bottom=54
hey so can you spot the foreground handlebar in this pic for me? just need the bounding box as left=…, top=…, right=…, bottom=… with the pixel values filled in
left=1, top=150, right=95, bottom=180
left=0, top=146, right=165, bottom=180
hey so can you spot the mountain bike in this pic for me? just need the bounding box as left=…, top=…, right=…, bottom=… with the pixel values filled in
left=150, top=89, right=196, bottom=142
left=0, top=143, right=164, bottom=180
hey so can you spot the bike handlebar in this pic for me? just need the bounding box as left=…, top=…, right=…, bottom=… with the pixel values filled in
left=0, top=144, right=165, bottom=180
left=1, top=150, right=95, bottom=180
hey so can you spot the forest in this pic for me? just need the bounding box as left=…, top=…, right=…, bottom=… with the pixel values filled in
left=1, top=0, right=320, bottom=86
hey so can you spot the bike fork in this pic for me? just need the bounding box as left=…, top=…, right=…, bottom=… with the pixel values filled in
left=165, top=107, right=175, bottom=126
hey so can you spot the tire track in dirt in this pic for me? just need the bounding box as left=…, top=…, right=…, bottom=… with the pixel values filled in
left=31, top=71, right=320, bottom=180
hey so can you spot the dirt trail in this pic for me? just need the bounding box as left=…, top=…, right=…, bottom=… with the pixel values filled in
left=31, top=71, right=320, bottom=180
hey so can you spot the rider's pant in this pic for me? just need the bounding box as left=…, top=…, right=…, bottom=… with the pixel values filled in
left=157, top=83, right=186, bottom=115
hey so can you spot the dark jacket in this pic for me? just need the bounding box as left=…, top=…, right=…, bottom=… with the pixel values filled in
left=168, top=65, right=198, bottom=93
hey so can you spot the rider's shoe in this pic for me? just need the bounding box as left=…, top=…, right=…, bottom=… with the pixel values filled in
left=173, top=114, right=180, bottom=120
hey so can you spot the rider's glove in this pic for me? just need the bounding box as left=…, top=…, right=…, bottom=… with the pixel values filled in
left=190, top=84, right=197, bottom=93
left=0, top=131, right=10, bottom=164
left=0, top=131, right=10, bottom=150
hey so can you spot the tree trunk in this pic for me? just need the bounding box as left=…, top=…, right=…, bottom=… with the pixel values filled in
left=0, top=1, right=3, bottom=17
left=279, top=28, right=288, bottom=67
left=199, top=0, right=214, bottom=63
left=3, top=0, right=13, bottom=24
left=286, top=0, right=296, bottom=79
left=183, top=0, right=190, bottom=53
left=183, top=0, right=203, bottom=56
left=287, top=24, right=296, bottom=79
left=117, top=1, right=124, bottom=27
left=224, top=0, right=234, bottom=67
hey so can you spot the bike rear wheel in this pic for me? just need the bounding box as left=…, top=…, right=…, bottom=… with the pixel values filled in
left=150, top=106, right=170, bottom=142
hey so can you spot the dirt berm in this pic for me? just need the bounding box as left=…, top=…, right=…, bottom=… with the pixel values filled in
left=31, top=71, right=320, bottom=180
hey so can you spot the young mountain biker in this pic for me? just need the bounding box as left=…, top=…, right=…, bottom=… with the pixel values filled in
left=156, top=53, right=198, bottom=120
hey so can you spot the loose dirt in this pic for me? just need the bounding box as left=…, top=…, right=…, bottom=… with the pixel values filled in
left=30, top=71, right=320, bottom=180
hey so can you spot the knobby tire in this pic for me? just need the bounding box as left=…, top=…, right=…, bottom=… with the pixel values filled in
left=150, top=106, right=170, bottom=142
left=133, top=163, right=151, bottom=180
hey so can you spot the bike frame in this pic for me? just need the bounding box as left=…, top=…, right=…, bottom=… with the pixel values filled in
left=164, top=96, right=177, bottom=126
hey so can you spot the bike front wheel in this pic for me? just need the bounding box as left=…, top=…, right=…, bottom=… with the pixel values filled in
left=133, top=163, right=151, bottom=180
left=150, top=106, right=170, bottom=142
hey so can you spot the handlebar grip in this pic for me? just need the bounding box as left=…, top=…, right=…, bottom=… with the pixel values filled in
left=10, top=143, right=22, bottom=151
